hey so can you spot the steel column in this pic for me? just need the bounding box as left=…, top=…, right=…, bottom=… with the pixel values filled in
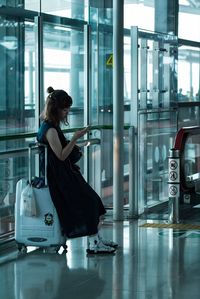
left=113, top=0, right=124, bottom=220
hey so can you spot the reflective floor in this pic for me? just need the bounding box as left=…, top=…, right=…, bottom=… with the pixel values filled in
left=1, top=219, right=200, bottom=299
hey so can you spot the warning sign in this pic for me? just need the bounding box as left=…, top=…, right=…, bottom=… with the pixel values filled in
left=106, top=54, right=113, bottom=67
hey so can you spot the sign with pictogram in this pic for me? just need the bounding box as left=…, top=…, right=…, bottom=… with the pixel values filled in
left=169, top=184, right=179, bottom=196
left=169, top=171, right=178, bottom=181
left=106, top=54, right=113, bottom=67
left=169, top=160, right=178, bottom=170
left=168, top=157, right=180, bottom=183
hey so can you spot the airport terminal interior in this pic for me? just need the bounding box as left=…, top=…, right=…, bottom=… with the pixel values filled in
left=1, top=0, right=200, bottom=298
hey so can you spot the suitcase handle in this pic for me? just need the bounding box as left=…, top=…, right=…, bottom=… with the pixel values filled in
left=28, top=142, right=48, bottom=186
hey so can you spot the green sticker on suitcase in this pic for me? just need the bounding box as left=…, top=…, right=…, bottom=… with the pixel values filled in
left=44, top=213, right=54, bottom=226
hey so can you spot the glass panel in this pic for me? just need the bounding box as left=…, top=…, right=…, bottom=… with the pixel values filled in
left=178, top=107, right=200, bottom=128
left=179, top=1, right=200, bottom=42
left=138, top=111, right=177, bottom=212
left=0, top=14, right=36, bottom=240
left=89, top=3, right=116, bottom=208
left=25, top=0, right=40, bottom=11
left=0, top=17, right=36, bottom=138
left=132, top=31, right=178, bottom=111
left=0, top=138, right=35, bottom=240
left=123, top=129, right=130, bottom=208
left=178, top=45, right=200, bottom=102
left=89, top=1, right=112, bottom=25
left=41, top=0, right=87, bottom=21
left=124, top=37, right=131, bottom=209
left=43, top=23, right=85, bottom=128
left=124, top=0, right=155, bottom=30
left=90, top=28, right=98, bottom=124
left=184, top=135, right=200, bottom=179
left=101, top=129, right=113, bottom=208
left=24, top=21, right=36, bottom=133
left=89, top=24, right=115, bottom=208
left=101, top=129, right=128, bottom=209
left=124, top=36, right=131, bottom=124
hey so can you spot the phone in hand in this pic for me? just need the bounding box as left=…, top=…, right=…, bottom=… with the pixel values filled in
left=86, top=125, right=91, bottom=131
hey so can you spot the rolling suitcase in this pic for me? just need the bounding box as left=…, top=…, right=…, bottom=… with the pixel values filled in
left=15, top=143, right=67, bottom=252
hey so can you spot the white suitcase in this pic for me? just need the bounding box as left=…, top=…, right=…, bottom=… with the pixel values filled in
left=15, top=143, right=67, bottom=252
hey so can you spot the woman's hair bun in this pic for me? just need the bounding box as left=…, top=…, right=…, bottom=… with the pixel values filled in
left=47, top=86, right=54, bottom=94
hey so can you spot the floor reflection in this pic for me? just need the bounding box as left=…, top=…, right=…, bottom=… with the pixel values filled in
left=1, top=220, right=200, bottom=299
left=13, top=251, right=105, bottom=299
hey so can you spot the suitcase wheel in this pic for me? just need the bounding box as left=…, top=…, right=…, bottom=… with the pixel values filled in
left=17, top=243, right=27, bottom=253
left=63, top=244, right=67, bottom=251
left=55, top=246, right=60, bottom=253
left=43, top=245, right=61, bottom=253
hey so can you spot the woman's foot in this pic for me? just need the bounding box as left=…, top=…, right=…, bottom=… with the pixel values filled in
left=87, top=239, right=116, bottom=254
left=100, top=239, right=118, bottom=248
left=98, top=234, right=118, bottom=248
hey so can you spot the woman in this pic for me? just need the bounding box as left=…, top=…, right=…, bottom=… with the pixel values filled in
left=37, top=87, right=117, bottom=254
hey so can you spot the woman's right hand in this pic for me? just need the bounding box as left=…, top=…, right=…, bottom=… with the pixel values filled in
left=72, top=127, right=89, bottom=141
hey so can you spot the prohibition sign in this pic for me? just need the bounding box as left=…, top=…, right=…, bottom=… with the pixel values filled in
left=169, top=160, right=178, bottom=170
left=169, top=171, right=178, bottom=181
left=169, top=185, right=178, bottom=196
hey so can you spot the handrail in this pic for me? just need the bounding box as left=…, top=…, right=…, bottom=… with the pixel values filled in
left=0, top=138, right=100, bottom=158
left=173, top=126, right=200, bottom=192
left=0, top=124, right=131, bottom=142
left=173, top=126, right=200, bottom=150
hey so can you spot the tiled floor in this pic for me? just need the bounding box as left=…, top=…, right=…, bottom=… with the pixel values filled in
left=1, top=219, right=200, bottom=299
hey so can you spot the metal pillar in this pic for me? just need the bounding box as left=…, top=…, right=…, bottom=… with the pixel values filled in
left=35, top=15, right=44, bottom=129
left=168, top=148, right=180, bottom=223
left=128, top=126, right=137, bottom=218
left=155, top=0, right=178, bottom=36
left=83, top=24, right=91, bottom=182
left=113, top=0, right=124, bottom=221
left=70, top=2, right=85, bottom=128
left=129, top=27, right=138, bottom=217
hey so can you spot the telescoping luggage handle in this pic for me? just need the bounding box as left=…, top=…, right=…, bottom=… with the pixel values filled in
left=28, top=142, right=48, bottom=186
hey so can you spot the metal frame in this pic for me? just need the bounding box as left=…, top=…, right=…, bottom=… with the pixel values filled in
left=130, top=26, right=180, bottom=214
left=113, top=0, right=124, bottom=221
left=35, top=15, right=44, bottom=130
left=83, top=24, right=90, bottom=182
left=0, top=7, right=86, bottom=29
left=129, top=26, right=139, bottom=217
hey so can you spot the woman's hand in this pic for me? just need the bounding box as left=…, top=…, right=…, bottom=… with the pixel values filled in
left=72, top=127, right=90, bottom=141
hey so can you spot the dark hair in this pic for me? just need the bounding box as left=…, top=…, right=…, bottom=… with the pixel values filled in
left=41, top=86, right=72, bottom=126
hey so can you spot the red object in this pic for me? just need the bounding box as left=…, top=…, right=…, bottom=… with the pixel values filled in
left=173, top=126, right=200, bottom=191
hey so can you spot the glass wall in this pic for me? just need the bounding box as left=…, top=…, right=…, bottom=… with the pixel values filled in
left=178, top=2, right=200, bottom=136
left=0, top=2, right=87, bottom=240
left=138, top=111, right=177, bottom=212
left=178, top=45, right=200, bottom=102
left=25, top=0, right=88, bottom=20
left=0, top=12, right=38, bottom=240
left=179, top=0, right=200, bottom=42
left=0, top=16, right=34, bottom=137
left=43, top=23, right=85, bottom=128
left=1, top=0, right=200, bottom=242
left=124, top=0, right=155, bottom=30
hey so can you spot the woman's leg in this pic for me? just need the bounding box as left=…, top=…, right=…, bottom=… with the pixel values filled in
left=97, top=215, right=105, bottom=230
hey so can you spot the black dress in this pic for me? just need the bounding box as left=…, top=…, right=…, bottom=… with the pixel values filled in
left=37, top=121, right=106, bottom=238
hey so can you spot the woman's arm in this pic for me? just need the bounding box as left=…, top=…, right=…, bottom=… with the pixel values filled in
left=46, top=127, right=89, bottom=161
